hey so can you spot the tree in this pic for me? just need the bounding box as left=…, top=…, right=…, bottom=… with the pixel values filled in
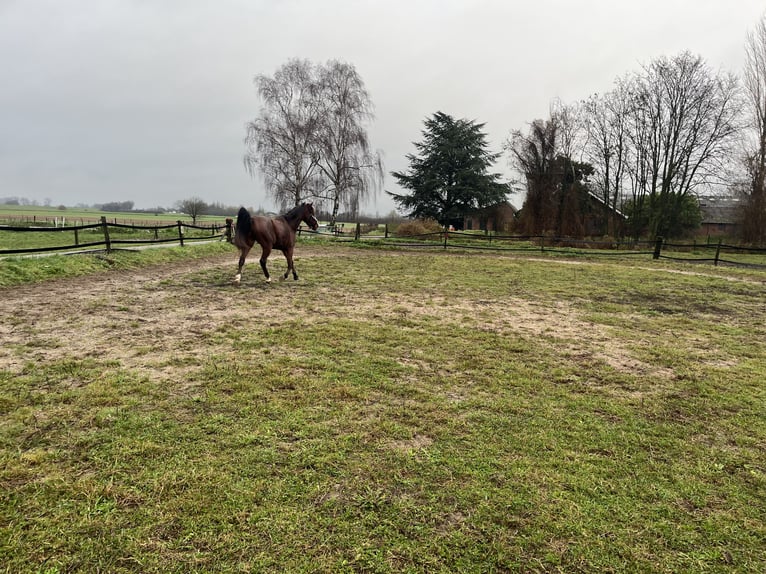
left=742, top=14, right=766, bottom=244
left=582, top=84, right=631, bottom=236
left=314, top=60, right=383, bottom=227
left=506, top=118, right=560, bottom=235
left=98, top=201, right=135, bottom=212
left=506, top=109, right=593, bottom=237
left=245, top=59, right=381, bottom=218
left=244, top=59, right=323, bottom=209
left=388, top=112, right=509, bottom=227
left=576, top=52, right=740, bottom=239
left=622, top=192, right=701, bottom=238
left=177, top=197, right=207, bottom=223
left=629, top=52, right=739, bottom=239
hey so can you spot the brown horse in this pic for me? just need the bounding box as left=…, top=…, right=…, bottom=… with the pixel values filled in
left=232, top=203, right=319, bottom=284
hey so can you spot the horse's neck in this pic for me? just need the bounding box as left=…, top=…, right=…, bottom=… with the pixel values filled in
left=282, top=211, right=302, bottom=230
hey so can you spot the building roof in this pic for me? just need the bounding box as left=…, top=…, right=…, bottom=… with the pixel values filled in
left=698, top=196, right=741, bottom=225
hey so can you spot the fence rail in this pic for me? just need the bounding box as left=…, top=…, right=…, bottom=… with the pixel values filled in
left=4, top=218, right=766, bottom=270
left=299, top=226, right=766, bottom=269
left=0, top=217, right=229, bottom=255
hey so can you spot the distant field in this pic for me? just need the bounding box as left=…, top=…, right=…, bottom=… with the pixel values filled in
left=0, top=205, right=230, bottom=226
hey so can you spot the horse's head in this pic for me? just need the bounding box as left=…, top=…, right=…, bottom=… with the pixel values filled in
left=303, top=203, right=319, bottom=231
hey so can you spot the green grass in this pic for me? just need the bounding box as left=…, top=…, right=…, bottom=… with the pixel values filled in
left=1, top=245, right=765, bottom=572
left=0, top=242, right=232, bottom=287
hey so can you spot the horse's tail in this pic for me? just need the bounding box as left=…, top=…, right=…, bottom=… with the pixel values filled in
left=233, top=207, right=251, bottom=249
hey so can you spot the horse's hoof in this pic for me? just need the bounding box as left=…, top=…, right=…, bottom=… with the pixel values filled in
left=232, top=274, right=241, bottom=285
left=266, top=277, right=271, bottom=283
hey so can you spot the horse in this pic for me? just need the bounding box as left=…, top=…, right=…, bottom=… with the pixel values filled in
left=232, top=203, right=319, bottom=284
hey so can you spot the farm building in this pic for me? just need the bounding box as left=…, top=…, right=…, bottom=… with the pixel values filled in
left=581, top=191, right=626, bottom=237
left=511, top=190, right=626, bottom=238
left=697, top=196, right=742, bottom=238
left=463, top=201, right=518, bottom=232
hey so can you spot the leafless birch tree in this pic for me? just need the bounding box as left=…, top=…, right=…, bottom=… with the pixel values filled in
left=244, top=59, right=323, bottom=209
left=314, top=60, right=383, bottom=226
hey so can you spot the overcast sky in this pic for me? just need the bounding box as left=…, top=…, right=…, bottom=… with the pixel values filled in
left=1, top=0, right=764, bottom=215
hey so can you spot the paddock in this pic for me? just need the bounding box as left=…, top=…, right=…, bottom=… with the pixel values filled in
left=1, top=245, right=764, bottom=572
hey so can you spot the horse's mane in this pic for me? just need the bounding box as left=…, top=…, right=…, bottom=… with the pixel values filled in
left=282, top=203, right=308, bottom=223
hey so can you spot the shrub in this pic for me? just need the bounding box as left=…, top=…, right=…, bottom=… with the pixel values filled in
left=394, top=219, right=443, bottom=238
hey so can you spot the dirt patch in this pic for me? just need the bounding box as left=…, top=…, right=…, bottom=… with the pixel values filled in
left=0, top=254, right=238, bottom=379
left=0, top=248, right=668, bottom=390
left=388, top=433, right=434, bottom=452
left=362, top=292, right=669, bottom=379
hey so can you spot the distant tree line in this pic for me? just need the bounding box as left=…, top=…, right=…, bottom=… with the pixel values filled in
left=0, top=196, right=51, bottom=207
left=96, top=201, right=135, bottom=212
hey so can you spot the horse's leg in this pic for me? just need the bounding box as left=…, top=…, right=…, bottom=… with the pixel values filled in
left=233, top=245, right=251, bottom=285
left=283, top=247, right=298, bottom=280
left=260, top=245, right=272, bottom=282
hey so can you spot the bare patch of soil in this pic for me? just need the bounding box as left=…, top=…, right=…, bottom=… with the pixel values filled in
left=0, top=254, right=240, bottom=380
left=1, top=248, right=669, bottom=393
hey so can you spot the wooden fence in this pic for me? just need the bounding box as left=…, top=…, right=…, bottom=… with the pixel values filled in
left=0, top=217, right=230, bottom=256
left=4, top=218, right=766, bottom=270
left=300, top=227, right=766, bottom=269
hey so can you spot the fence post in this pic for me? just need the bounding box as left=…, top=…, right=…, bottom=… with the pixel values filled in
left=653, top=236, right=663, bottom=260
left=714, top=238, right=722, bottom=266
left=74, top=228, right=79, bottom=246
left=384, top=223, right=389, bottom=239
left=540, top=235, right=545, bottom=252
left=443, top=227, right=448, bottom=249
left=100, top=216, right=112, bottom=253
left=177, top=221, right=184, bottom=247
left=225, top=218, right=233, bottom=243
left=355, top=222, right=361, bottom=241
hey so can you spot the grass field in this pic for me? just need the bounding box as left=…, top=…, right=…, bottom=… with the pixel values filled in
left=0, top=205, right=228, bottom=226
left=1, top=243, right=765, bottom=572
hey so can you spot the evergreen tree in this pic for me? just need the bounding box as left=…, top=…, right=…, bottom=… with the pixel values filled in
left=388, top=112, right=509, bottom=226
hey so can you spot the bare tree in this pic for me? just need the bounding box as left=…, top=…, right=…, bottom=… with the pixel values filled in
left=550, top=98, right=583, bottom=161
left=244, top=59, right=381, bottom=220
left=505, top=118, right=560, bottom=235
left=549, top=100, right=587, bottom=236
left=314, top=61, right=383, bottom=227
left=629, top=52, right=740, bottom=238
left=244, top=59, right=323, bottom=209
left=177, top=197, right=207, bottom=224
left=582, top=81, right=631, bottom=236
left=742, top=14, right=766, bottom=244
